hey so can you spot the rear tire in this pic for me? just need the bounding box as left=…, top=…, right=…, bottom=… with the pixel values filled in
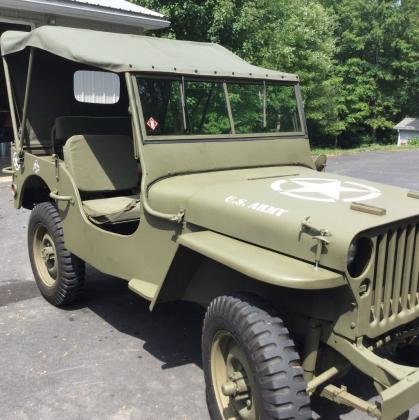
left=28, top=202, right=85, bottom=306
left=202, top=294, right=311, bottom=420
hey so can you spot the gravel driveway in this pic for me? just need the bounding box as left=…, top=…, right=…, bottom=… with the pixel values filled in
left=1, top=150, right=418, bottom=420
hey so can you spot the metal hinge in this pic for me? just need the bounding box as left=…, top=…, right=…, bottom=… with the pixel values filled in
left=52, top=154, right=59, bottom=181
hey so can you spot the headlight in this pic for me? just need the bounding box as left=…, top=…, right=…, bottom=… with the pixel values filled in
left=347, top=242, right=357, bottom=266
left=347, top=237, right=373, bottom=278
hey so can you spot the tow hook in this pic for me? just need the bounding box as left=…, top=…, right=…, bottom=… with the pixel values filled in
left=321, top=384, right=381, bottom=418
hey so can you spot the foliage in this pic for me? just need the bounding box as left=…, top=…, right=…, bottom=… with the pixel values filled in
left=137, top=0, right=418, bottom=148
left=322, top=0, right=419, bottom=145
left=408, top=137, right=419, bottom=146
left=312, top=141, right=419, bottom=157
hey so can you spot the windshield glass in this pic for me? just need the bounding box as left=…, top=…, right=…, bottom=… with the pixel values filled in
left=137, top=77, right=302, bottom=137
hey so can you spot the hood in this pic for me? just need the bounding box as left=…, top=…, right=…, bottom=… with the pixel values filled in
left=148, top=166, right=419, bottom=271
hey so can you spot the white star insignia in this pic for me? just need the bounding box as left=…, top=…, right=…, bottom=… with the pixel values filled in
left=271, top=178, right=381, bottom=203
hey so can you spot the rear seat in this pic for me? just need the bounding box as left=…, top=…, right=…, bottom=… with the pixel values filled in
left=61, top=119, right=141, bottom=224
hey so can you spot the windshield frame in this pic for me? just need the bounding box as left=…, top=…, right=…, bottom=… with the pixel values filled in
left=133, top=74, right=307, bottom=142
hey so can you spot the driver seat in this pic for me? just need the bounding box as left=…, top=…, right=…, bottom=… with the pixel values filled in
left=63, top=134, right=141, bottom=224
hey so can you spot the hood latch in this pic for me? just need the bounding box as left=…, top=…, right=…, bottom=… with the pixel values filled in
left=301, top=217, right=331, bottom=269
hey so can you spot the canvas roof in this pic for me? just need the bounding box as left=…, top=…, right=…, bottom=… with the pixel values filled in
left=0, top=26, right=299, bottom=82
left=394, top=117, right=419, bottom=131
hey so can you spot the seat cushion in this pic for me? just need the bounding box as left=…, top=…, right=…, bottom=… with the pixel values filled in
left=83, top=196, right=141, bottom=224
left=63, top=134, right=139, bottom=193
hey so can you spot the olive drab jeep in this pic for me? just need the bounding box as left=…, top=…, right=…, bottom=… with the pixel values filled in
left=2, top=26, right=419, bottom=420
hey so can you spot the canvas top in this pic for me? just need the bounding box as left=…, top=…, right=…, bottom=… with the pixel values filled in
left=0, top=26, right=299, bottom=82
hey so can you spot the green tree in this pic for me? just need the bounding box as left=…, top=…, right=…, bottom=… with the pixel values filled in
left=138, top=0, right=418, bottom=146
left=139, top=0, right=342, bottom=145
left=322, top=0, right=419, bottom=144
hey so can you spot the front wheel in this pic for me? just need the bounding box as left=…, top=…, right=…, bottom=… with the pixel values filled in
left=28, top=202, right=85, bottom=306
left=202, top=294, right=311, bottom=420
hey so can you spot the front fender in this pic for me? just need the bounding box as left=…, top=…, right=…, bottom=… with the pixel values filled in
left=177, top=231, right=346, bottom=290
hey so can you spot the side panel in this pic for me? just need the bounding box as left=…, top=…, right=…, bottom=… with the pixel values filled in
left=57, top=161, right=180, bottom=294
left=14, top=150, right=180, bottom=300
left=12, top=148, right=54, bottom=208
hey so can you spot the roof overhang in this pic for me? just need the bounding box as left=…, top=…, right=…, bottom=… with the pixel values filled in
left=393, top=117, right=419, bottom=131
left=0, top=0, right=170, bottom=31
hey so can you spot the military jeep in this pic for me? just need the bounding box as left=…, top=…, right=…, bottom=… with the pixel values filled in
left=2, top=26, right=419, bottom=419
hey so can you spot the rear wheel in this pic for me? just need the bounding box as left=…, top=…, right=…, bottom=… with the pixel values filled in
left=28, top=202, right=85, bottom=306
left=202, top=294, right=311, bottom=420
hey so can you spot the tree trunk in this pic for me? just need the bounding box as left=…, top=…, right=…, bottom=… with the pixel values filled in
left=372, top=127, right=377, bottom=143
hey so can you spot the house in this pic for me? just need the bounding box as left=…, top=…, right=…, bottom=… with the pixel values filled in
left=0, top=0, right=169, bottom=33
left=394, top=117, right=419, bottom=146
left=0, top=0, right=169, bottom=159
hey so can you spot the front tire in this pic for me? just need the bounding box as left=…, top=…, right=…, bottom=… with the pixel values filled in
left=202, top=294, right=311, bottom=420
left=28, top=202, right=85, bottom=306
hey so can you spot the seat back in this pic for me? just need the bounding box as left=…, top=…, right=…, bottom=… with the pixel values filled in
left=63, top=134, right=139, bottom=193
left=53, top=116, right=131, bottom=155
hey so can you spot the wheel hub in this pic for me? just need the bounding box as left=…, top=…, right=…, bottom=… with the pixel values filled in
left=41, top=235, right=57, bottom=276
left=211, top=331, right=256, bottom=419
left=41, top=246, right=54, bottom=261
left=222, top=369, right=250, bottom=400
left=33, top=225, right=58, bottom=286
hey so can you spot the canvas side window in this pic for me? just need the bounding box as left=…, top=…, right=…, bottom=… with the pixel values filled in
left=74, top=70, right=120, bottom=104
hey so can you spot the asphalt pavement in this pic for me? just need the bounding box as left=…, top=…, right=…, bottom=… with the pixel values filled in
left=1, top=150, right=419, bottom=420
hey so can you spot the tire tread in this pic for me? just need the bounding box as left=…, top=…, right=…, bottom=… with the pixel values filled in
left=202, top=294, right=311, bottom=420
left=28, top=202, right=85, bottom=306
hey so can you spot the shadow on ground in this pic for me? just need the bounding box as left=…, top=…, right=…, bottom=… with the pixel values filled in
left=69, top=266, right=205, bottom=370
left=63, top=266, right=382, bottom=419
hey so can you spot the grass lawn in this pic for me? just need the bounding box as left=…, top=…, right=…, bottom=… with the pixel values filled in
left=312, top=142, right=419, bottom=157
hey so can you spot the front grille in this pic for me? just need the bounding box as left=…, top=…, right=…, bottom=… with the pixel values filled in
left=370, top=222, right=419, bottom=328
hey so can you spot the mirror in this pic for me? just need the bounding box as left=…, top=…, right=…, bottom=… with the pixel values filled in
left=315, top=154, right=327, bottom=172
left=74, top=70, right=120, bottom=104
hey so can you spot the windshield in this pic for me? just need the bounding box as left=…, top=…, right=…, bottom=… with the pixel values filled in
left=137, top=77, right=303, bottom=137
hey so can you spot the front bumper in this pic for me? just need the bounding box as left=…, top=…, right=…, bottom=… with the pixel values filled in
left=327, top=333, right=419, bottom=418
left=380, top=368, right=419, bottom=420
